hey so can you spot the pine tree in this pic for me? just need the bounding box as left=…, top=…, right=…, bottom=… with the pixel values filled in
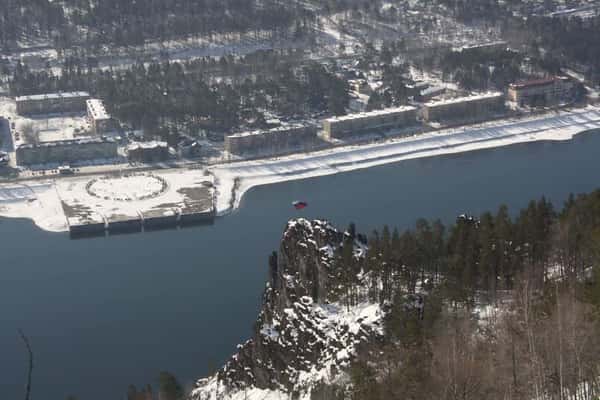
left=478, top=211, right=498, bottom=300
left=158, top=371, right=184, bottom=400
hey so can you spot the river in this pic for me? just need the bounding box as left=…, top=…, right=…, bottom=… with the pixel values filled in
left=2, top=130, right=600, bottom=399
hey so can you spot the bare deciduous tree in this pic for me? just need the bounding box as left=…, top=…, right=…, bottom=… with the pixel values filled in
left=20, top=122, right=40, bottom=145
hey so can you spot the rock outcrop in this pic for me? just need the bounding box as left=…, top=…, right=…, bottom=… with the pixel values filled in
left=191, top=219, right=384, bottom=400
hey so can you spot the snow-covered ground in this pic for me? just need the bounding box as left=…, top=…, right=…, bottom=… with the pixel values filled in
left=0, top=182, right=67, bottom=231
left=548, top=3, right=600, bottom=18
left=0, top=169, right=214, bottom=232
left=0, top=96, right=91, bottom=149
left=212, top=106, right=600, bottom=215
left=193, top=378, right=288, bottom=400
left=11, top=24, right=354, bottom=76
left=1, top=106, right=600, bottom=232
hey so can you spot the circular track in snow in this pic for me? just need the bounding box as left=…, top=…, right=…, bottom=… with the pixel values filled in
left=86, top=173, right=168, bottom=201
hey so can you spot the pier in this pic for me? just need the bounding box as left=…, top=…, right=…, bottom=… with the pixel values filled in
left=60, top=170, right=216, bottom=238
left=67, top=207, right=216, bottom=238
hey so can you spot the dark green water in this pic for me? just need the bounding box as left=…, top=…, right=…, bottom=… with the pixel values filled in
left=2, top=131, right=600, bottom=399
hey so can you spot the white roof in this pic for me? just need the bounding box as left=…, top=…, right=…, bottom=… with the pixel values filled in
left=452, top=41, right=507, bottom=52
left=18, top=136, right=116, bottom=149
left=228, top=124, right=308, bottom=138
left=86, top=99, right=110, bottom=120
left=424, top=92, right=504, bottom=108
left=325, top=106, right=417, bottom=123
left=127, top=141, right=168, bottom=151
left=16, top=91, right=90, bottom=102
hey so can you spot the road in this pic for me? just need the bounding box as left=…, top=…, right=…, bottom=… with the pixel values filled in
left=2, top=105, right=598, bottom=186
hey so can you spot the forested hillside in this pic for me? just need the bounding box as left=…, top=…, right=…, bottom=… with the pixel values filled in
left=344, top=192, right=600, bottom=399
left=0, top=0, right=312, bottom=49
left=193, top=190, right=600, bottom=400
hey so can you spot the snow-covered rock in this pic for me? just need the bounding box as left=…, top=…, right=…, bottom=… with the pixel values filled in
left=191, top=219, right=384, bottom=400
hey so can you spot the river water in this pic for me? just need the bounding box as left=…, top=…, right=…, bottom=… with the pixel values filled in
left=2, top=131, right=600, bottom=399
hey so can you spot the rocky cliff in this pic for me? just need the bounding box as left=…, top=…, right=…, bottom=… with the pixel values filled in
left=191, top=219, right=384, bottom=400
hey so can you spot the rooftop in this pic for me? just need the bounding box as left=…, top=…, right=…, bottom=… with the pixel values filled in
left=228, top=124, right=311, bottom=138
left=86, top=99, right=110, bottom=120
left=325, top=106, right=417, bottom=123
left=424, top=92, right=504, bottom=107
left=452, top=41, right=508, bottom=52
left=17, top=136, right=116, bottom=149
left=509, top=77, right=565, bottom=90
left=127, top=141, right=168, bottom=151
left=16, top=91, right=90, bottom=102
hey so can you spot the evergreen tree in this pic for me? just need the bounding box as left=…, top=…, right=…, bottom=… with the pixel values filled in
left=158, top=371, right=184, bottom=400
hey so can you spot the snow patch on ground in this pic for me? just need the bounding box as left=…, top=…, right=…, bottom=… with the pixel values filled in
left=192, top=377, right=289, bottom=400
left=193, top=301, right=384, bottom=400
left=0, top=181, right=67, bottom=231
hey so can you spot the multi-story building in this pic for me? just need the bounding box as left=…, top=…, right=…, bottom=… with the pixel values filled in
left=422, top=92, right=505, bottom=123
left=508, top=76, right=574, bottom=107
left=322, top=106, right=418, bottom=140
left=15, top=91, right=90, bottom=115
left=225, top=124, right=317, bottom=156
left=127, top=141, right=169, bottom=163
left=86, top=99, right=112, bottom=135
left=349, top=79, right=373, bottom=95
left=16, top=137, right=118, bottom=165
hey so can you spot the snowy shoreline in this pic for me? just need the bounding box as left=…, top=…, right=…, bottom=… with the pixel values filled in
left=212, top=106, right=600, bottom=216
left=1, top=106, right=600, bottom=233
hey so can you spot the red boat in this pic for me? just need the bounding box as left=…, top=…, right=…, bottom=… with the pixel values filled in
left=293, top=201, right=308, bottom=210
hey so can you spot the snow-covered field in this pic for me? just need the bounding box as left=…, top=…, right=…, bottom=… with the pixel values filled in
left=1, top=106, right=600, bottom=232
left=212, top=106, right=600, bottom=215
left=0, top=182, right=67, bottom=231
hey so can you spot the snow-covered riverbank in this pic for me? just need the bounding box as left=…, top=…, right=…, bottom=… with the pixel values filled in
left=1, top=106, right=600, bottom=233
left=212, top=106, right=600, bottom=215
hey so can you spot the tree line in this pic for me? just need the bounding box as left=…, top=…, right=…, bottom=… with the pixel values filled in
left=435, top=0, right=600, bottom=85
left=0, top=0, right=314, bottom=50
left=9, top=55, right=350, bottom=140
left=327, top=190, right=600, bottom=400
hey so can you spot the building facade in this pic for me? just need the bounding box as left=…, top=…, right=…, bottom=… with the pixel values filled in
left=86, top=99, right=112, bottom=135
left=422, top=92, right=505, bottom=123
left=225, top=125, right=317, bottom=156
left=508, top=76, right=574, bottom=107
left=177, top=138, right=202, bottom=158
left=322, top=106, right=418, bottom=140
left=16, top=137, right=118, bottom=165
left=127, top=141, right=169, bottom=163
left=15, top=91, right=90, bottom=115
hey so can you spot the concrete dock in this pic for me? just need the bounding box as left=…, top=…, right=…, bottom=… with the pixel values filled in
left=61, top=170, right=216, bottom=238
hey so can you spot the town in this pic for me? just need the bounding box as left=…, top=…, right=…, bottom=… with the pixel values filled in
left=0, top=55, right=596, bottom=237
left=0, top=69, right=586, bottom=170
left=0, top=0, right=599, bottom=238
left=3, top=1, right=600, bottom=400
